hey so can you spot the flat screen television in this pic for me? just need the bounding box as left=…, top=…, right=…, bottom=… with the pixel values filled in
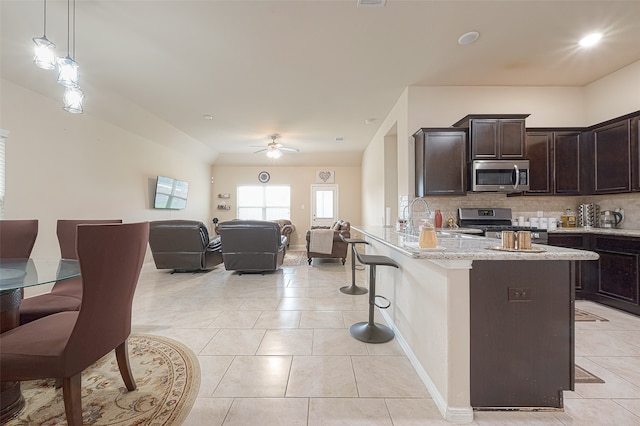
left=154, top=176, right=189, bottom=209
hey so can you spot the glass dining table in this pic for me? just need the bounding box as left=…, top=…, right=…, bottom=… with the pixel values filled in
left=0, top=258, right=81, bottom=422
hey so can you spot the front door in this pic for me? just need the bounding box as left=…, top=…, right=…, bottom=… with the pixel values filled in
left=311, top=185, right=338, bottom=227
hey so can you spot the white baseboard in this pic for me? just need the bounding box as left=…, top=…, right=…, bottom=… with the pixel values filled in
left=380, top=310, right=474, bottom=424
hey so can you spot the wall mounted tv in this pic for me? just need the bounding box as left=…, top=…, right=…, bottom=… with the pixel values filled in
left=154, top=176, right=189, bottom=209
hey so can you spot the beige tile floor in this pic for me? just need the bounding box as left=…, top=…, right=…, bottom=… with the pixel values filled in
left=132, top=257, right=640, bottom=425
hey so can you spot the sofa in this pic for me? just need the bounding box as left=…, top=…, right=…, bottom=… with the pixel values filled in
left=306, top=220, right=350, bottom=265
left=273, top=219, right=295, bottom=247
left=217, top=220, right=287, bottom=273
left=149, top=220, right=223, bottom=272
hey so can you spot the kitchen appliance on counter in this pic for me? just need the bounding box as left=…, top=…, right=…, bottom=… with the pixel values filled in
left=578, top=203, right=600, bottom=228
left=600, top=210, right=623, bottom=228
left=470, top=160, right=530, bottom=192
left=458, top=207, right=548, bottom=244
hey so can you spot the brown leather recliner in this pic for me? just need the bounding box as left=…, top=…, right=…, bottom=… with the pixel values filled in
left=273, top=219, right=295, bottom=247
left=149, top=220, right=222, bottom=272
left=306, top=220, right=350, bottom=265
left=217, top=220, right=286, bottom=273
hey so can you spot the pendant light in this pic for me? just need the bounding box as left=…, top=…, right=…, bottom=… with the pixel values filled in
left=57, top=0, right=79, bottom=89
left=63, top=86, right=84, bottom=114
left=32, top=0, right=56, bottom=70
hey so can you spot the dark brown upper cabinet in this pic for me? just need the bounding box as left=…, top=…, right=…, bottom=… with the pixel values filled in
left=591, top=119, right=631, bottom=193
left=524, top=131, right=553, bottom=194
left=452, top=114, right=529, bottom=161
left=554, top=131, right=584, bottom=195
left=631, top=116, right=639, bottom=192
left=413, top=128, right=467, bottom=196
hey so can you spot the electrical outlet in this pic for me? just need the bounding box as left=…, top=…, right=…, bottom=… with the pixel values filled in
left=508, top=287, right=531, bottom=302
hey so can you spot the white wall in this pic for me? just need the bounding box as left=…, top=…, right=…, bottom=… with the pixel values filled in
left=585, top=60, right=640, bottom=124
left=0, top=80, right=215, bottom=261
left=210, top=165, right=361, bottom=249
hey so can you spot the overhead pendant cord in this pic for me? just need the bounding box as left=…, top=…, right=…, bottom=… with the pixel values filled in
left=32, top=0, right=56, bottom=70
left=58, top=0, right=84, bottom=113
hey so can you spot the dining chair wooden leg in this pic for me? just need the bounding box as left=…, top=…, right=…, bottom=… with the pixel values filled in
left=116, top=340, right=136, bottom=391
left=62, top=373, right=83, bottom=426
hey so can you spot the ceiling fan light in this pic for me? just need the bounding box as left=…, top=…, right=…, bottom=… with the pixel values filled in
left=63, top=86, right=84, bottom=113
left=57, top=56, right=79, bottom=88
left=266, top=149, right=282, bottom=159
left=33, top=36, right=56, bottom=70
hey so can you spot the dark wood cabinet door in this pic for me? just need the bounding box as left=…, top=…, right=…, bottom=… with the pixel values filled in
left=500, top=119, right=526, bottom=158
left=592, top=120, right=631, bottom=193
left=414, top=129, right=466, bottom=196
left=554, top=132, right=582, bottom=194
left=471, top=119, right=499, bottom=159
left=593, top=236, right=640, bottom=314
left=525, top=132, right=552, bottom=193
left=546, top=233, right=593, bottom=292
left=423, top=131, right=467, bottom=195
left=631, top=116, right=640, bottom=191
left=414, top=132, right=426, bottom=197
left=597, top=250, right=639, bottom=304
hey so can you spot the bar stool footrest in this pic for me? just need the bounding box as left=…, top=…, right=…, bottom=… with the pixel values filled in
left=374, top=295, right=391, bottom=309
left=349, top=321, right=395, bottom=343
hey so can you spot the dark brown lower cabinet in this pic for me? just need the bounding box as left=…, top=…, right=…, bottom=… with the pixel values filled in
left=592, top=235, right=640, bottom=315
left=547, top=233, right=640, bottom=316
left=470, top=260, right=573, bottom=408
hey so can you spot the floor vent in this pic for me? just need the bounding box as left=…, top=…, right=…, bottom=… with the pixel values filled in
left=357, top=0, right=386, bottom=8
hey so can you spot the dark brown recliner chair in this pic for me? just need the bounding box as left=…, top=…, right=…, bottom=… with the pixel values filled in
left=19, top=219, right=122, bottom=325
left=149, top=220, right=223, bottom=272
left=218, top=220, right=286, bottom=273
left=0, top=222, right=149, bottom=426
left=0, top=219, right=38, bottom=259
left=306, top=220, right=350, bottom=265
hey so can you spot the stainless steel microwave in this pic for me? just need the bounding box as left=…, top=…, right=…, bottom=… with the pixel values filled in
left=470, top=160, right=530, bottom=192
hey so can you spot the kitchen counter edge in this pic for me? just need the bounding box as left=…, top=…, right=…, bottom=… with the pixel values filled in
left=352, top=225, right=599, bottom=261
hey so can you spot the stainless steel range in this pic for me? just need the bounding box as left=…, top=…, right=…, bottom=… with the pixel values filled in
left=458, top=207, right=548, bottom=244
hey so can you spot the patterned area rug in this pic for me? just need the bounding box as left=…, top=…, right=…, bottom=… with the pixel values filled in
left=6, top=334, right=200, bottom=425
left=283, top=250, right=309, bottom=266
left=575, top=308, right=609, bottom=322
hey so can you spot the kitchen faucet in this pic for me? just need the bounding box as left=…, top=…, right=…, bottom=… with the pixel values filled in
left=406, top=197, right=431, bottom=236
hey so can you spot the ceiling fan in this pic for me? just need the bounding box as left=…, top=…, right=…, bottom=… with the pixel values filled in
left=253, top=134, right=299, bottom=159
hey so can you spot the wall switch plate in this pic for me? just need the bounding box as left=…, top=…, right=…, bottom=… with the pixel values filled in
left=508, top=287, right=531, bottom=302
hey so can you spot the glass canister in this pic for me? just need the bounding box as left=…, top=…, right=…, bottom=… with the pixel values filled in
left=419, top=219, right=438, bottom=248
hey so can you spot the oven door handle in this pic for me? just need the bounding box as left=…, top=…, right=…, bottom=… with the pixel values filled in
left=512, top=164, right=520, bottom=190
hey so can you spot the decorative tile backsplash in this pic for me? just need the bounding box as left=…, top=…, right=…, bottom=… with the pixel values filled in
left=415, top=192, right=640, bottom=230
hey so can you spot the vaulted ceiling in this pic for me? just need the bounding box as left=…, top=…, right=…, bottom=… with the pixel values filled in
left=2, top=1, right=640, bottom=165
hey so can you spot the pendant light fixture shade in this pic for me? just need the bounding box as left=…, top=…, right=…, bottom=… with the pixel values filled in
left=33, top=36, right=56, bottom=70
left=63, top=86, right=84, bottom=113
left=33, top=0, right=56, bottom=70
left=56, top=56, right=79, bottom=88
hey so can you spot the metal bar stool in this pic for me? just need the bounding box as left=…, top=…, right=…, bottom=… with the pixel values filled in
left=339, top=234, right=369, bottom=295
left=349, top=251, right=399, bottom=343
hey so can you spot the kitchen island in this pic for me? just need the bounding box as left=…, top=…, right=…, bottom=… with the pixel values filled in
left=351, top=225, right=599, bottom=423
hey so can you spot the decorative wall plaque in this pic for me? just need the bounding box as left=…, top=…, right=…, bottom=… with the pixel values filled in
left=315, top=170, right=334, bottom=183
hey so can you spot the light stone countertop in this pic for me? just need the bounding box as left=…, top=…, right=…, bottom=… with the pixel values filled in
left=548, top=227, right=640, bottom=238
left=352, top=225, right=599, bottom=261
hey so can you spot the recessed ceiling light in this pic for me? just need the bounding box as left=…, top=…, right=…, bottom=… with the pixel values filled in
left=579, top=32, right=602, bottom=47
left=458, top=31, right=480, bottom=45
left=364, top=118, right=377, bottom=125
left=202, top=114, right=214, bottom=120
left=336, top=137, right=344, bottom=142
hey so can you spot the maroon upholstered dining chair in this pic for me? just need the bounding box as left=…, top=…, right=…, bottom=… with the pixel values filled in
left=0, top=222, right=149, bottom=425
left=0, top=219, right=38, bottom=259
left=19, top=219, right=122, bottom=324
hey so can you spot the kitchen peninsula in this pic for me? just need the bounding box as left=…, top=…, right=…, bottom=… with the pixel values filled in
left=351, top=225, right=599, bottom=423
